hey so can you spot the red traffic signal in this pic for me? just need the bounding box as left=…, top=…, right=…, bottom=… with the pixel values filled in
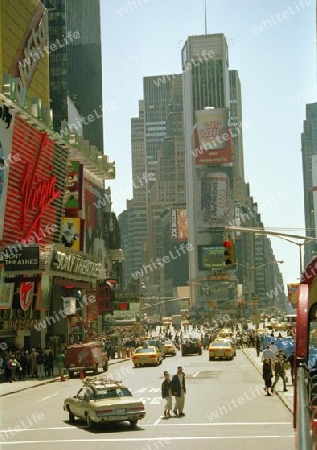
left=223, top=239, right=235, bottom=266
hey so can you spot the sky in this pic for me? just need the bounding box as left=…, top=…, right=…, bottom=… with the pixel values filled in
left=100, top=0, right=316, bottom=291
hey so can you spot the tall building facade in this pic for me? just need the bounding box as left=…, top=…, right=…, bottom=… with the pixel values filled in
left=182, top=34, right=235, bottom=311
left=43, top=0, right=103, bottom=150
left=302, top=102, right=317, bottom=267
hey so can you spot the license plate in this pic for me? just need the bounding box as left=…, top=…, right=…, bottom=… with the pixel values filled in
left=116, top=409, right=126, bottom=415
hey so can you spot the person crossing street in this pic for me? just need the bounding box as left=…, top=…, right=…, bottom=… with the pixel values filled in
left=171, top=366, right=186, bottom=416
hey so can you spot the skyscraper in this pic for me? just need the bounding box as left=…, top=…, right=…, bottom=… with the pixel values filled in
left=302, top=102, right=317, bottom=266
left=43, top=0, right=103, bottom=150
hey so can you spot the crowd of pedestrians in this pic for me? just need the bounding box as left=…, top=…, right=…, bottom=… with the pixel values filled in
left=0, top=346, right=56, bottom=383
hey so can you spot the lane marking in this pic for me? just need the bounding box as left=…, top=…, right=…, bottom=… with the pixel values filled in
left=192, top=372, right=199, bottom=377
left=38, top=394, right=59, bottom=402
left=0, top=421, right=293, bottom=434
left=0, top=435, right=295, bottom=445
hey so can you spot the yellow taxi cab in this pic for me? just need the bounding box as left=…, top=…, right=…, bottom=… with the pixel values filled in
left=162, top=341, right=177, bottom=356
left=208, top=340, right=235, bottom=361
left=132, top=345, right=163, bottom=367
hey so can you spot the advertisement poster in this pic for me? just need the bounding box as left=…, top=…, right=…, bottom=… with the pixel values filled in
left=61, top=217, right=81, bottom=251
left=0, top=266, right=14, bottom=309
left=0, top=105, right=16, bottom=241
left=64, top=161, right=82, bottom=211
left=194, top=108, right=232, bottom=165
left=3, top=116, right=67, bottom=245
left=287, top=283, right=300, bottom=307
left=36, top=274, right=52, bottom=311
left=171, top=209, right=188, bottom=241
left=84, top=178, right=106, bottom=267
left=196, top=166, right=233, bottom=230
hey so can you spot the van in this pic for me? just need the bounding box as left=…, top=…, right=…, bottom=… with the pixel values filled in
left=65, top=342, right=108, bottom=378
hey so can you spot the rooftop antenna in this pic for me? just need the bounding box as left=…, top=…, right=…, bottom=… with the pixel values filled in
left=205, top=0, right=208, bottom=35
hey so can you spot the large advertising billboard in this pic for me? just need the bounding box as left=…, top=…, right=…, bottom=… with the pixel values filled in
left=193, top=108, right=232, bottom=165
left=84, top=178, right=106, bottom=268
left=64, top=161, right=83, bottom=212
left=0, top=105, right=16, bottom=241
left=196, top=166, right=233, bottom=230
left=171, top=208, right=188, bottom=242
left=2, top=115, right=67, bottom=246
left=197, top=245, right=225, bottom=270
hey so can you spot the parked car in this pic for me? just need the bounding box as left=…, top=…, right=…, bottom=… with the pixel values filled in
left=162, top=341, right=177, bottom=356
left=208, top=341, right=235, bottom=361
left=132, top=345, right=163, bottom=367
left=181, top=338, right=202, bottom=356
left=65, top=342, right=108, bottom=378
left=63, top=375, right=146, bottom=428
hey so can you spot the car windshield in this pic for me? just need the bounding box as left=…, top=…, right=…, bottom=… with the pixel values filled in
left=163, top=341, right=173, bottom=345
left=135, top=347, right=156, bottom=353
left=94, top=387, right=131, bottom=399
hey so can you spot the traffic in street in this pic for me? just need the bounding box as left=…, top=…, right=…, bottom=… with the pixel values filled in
left=0, top=345, right=293, bottom=450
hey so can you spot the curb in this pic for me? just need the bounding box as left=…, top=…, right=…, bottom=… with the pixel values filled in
left=0, top=358, right=130, bottom=397
left=242, top=349, right=293, bottom=414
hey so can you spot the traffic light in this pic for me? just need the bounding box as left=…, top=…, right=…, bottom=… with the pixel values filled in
left=223, top=239, right=235, bottom=266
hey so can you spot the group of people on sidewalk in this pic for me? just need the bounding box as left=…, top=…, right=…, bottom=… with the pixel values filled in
left=161, top=366, right=186, bottom=417
left=262, top=342, right=293, bottom=396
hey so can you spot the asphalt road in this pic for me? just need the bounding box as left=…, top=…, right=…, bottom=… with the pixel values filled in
left=0, top=348, right=294, bottom=450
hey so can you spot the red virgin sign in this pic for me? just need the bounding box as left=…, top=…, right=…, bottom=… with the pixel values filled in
left=2, top=116, right=66, bottom=245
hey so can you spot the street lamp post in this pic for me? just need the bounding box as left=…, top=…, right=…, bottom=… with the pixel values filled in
left=139, top=281, right=146, bottom=336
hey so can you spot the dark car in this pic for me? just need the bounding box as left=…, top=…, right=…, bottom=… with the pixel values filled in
left=181, top=338, right=202, bottom=356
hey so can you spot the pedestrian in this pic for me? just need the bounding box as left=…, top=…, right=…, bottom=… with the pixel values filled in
left=255, top=335, right=261, bottom=357
left=161, top=371, right=172, bottom=417
left=262, top=344, right=274, bottom=363
left=262, top=358, right=273, bottom=396
left=272, top=354, right=288, bottom=393
left=171, top=366, right=186, bottom=416
left=56, top=349, right=65, bottom=376
left=36, top=349, right=45, bottom=378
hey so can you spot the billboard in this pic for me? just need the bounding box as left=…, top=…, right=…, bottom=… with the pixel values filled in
left=287, top=283, right=300, bottom=307
left=197, top=245, right=225, bottom=270
left=84, top=178, right=106, bottom=268
left=0, top=105, right=16, bottom=241
left=2, top=115, right=67, bottom=246
left=61, top=217, right=81, bottom=251
left=196, top=166, right=233, bottom=230
left=171, top=208, right=188, bottom=242
left=64, top=161, right=82, bottom=212
left=193, top=108, right=232, bottom=165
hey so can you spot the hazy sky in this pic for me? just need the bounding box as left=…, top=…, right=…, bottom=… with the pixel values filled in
left=100, top=0, right=316, bottom=290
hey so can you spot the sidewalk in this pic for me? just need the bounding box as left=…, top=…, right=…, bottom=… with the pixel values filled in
left=0, top=358, right=128, bottom=397
left=242, top=347, right=294, bottom=413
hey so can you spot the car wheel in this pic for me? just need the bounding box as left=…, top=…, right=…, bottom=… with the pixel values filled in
left=68, top=410, right=75, bottom=424
left=134, top=364, right=138, bottom=368
left=130, top=420, right=138, bottom=428
left=86, top=413, right=94, bottom=429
